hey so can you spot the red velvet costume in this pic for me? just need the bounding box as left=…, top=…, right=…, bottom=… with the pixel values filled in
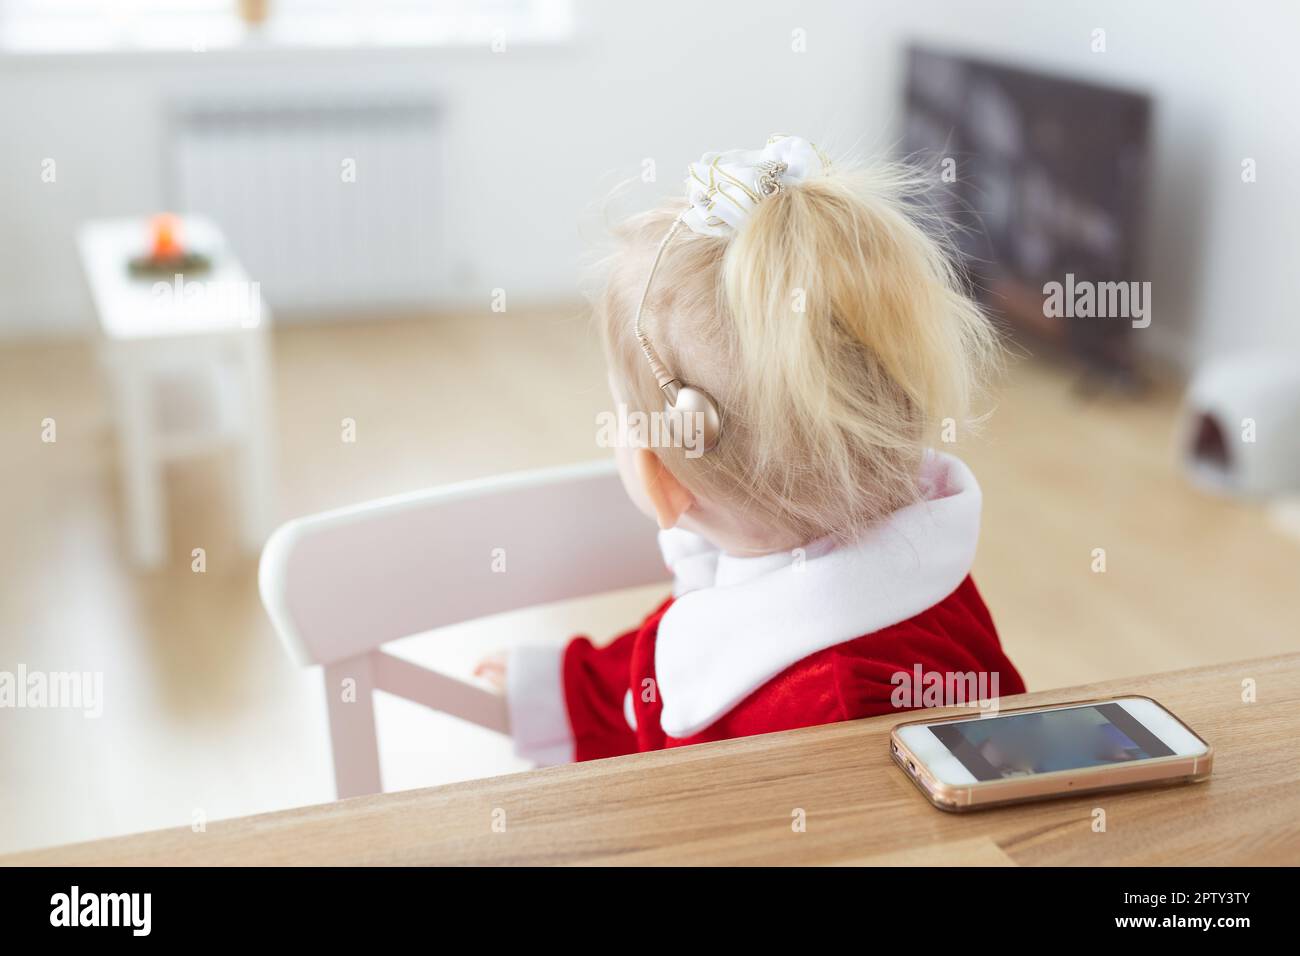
left=506, top=453, right=1025, bottom=765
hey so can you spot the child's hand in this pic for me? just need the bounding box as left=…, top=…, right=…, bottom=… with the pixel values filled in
left=474, top=652, right=507, bottom=693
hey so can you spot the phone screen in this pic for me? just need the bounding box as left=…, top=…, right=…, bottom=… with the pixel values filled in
left=930, top=702, right=1175, bottom=781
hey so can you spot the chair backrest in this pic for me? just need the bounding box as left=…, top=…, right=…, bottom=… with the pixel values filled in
left=259, top=458, right=669, bottom=667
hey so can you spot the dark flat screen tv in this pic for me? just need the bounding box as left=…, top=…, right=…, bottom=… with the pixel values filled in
left=901, top=45, right=1153, bottom=374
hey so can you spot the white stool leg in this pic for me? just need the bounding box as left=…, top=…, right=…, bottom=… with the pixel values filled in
left=117, top=370, right=166, bottom=568
left=235, top=332, right=274, bottom=552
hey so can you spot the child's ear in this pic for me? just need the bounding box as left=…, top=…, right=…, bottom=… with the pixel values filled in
left=634, top=448, right=694, bottom=529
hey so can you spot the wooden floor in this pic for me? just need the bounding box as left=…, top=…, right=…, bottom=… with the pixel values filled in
left=1, top=311, right=1297, bottom=856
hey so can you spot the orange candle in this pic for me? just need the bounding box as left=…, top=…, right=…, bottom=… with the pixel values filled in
left=150, top=213, right=182, bottom=260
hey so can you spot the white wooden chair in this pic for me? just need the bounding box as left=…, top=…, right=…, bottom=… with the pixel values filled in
left=257, top=459, right=667, bottom=798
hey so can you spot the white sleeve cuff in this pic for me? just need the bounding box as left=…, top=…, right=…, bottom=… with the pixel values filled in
left=506, top=644, right=575, bottom=766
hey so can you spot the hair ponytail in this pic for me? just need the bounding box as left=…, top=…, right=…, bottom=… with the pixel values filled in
left=599, top=158, right=998, bottom=546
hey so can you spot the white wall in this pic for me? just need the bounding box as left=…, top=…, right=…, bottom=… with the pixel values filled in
left=1, top=0, right=1297, bottom=367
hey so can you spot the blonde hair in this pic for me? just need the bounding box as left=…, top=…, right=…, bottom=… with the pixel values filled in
left=596, top=159, right=997, bottom=547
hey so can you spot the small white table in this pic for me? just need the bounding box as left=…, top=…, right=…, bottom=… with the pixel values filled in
left=77, top=217, right=274, bottom=568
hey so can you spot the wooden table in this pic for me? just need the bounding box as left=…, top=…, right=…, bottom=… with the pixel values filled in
left=7, top=654, right=1298, bottom=866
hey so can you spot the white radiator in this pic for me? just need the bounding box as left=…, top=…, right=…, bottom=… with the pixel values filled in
left=168, top=100, right=443, bottom=314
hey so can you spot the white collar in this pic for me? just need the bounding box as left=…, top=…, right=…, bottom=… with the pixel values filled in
left=654, top=452, right=982, bottom=738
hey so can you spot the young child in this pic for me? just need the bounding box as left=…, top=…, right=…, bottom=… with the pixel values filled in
left=477, top=135, right=1025, bottom=765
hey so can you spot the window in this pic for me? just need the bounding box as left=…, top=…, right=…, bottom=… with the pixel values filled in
left=0, top=0, right=575, bottom=54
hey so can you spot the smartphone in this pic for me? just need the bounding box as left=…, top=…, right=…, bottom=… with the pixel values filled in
left=890, top=696, right=1212, bottom=811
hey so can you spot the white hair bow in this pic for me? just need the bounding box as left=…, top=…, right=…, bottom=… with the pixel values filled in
left=680, top=134, right=829, bottom=237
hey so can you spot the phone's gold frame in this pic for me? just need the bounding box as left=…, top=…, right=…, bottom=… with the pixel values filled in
left=889, top=696, right=1214, bottom=812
